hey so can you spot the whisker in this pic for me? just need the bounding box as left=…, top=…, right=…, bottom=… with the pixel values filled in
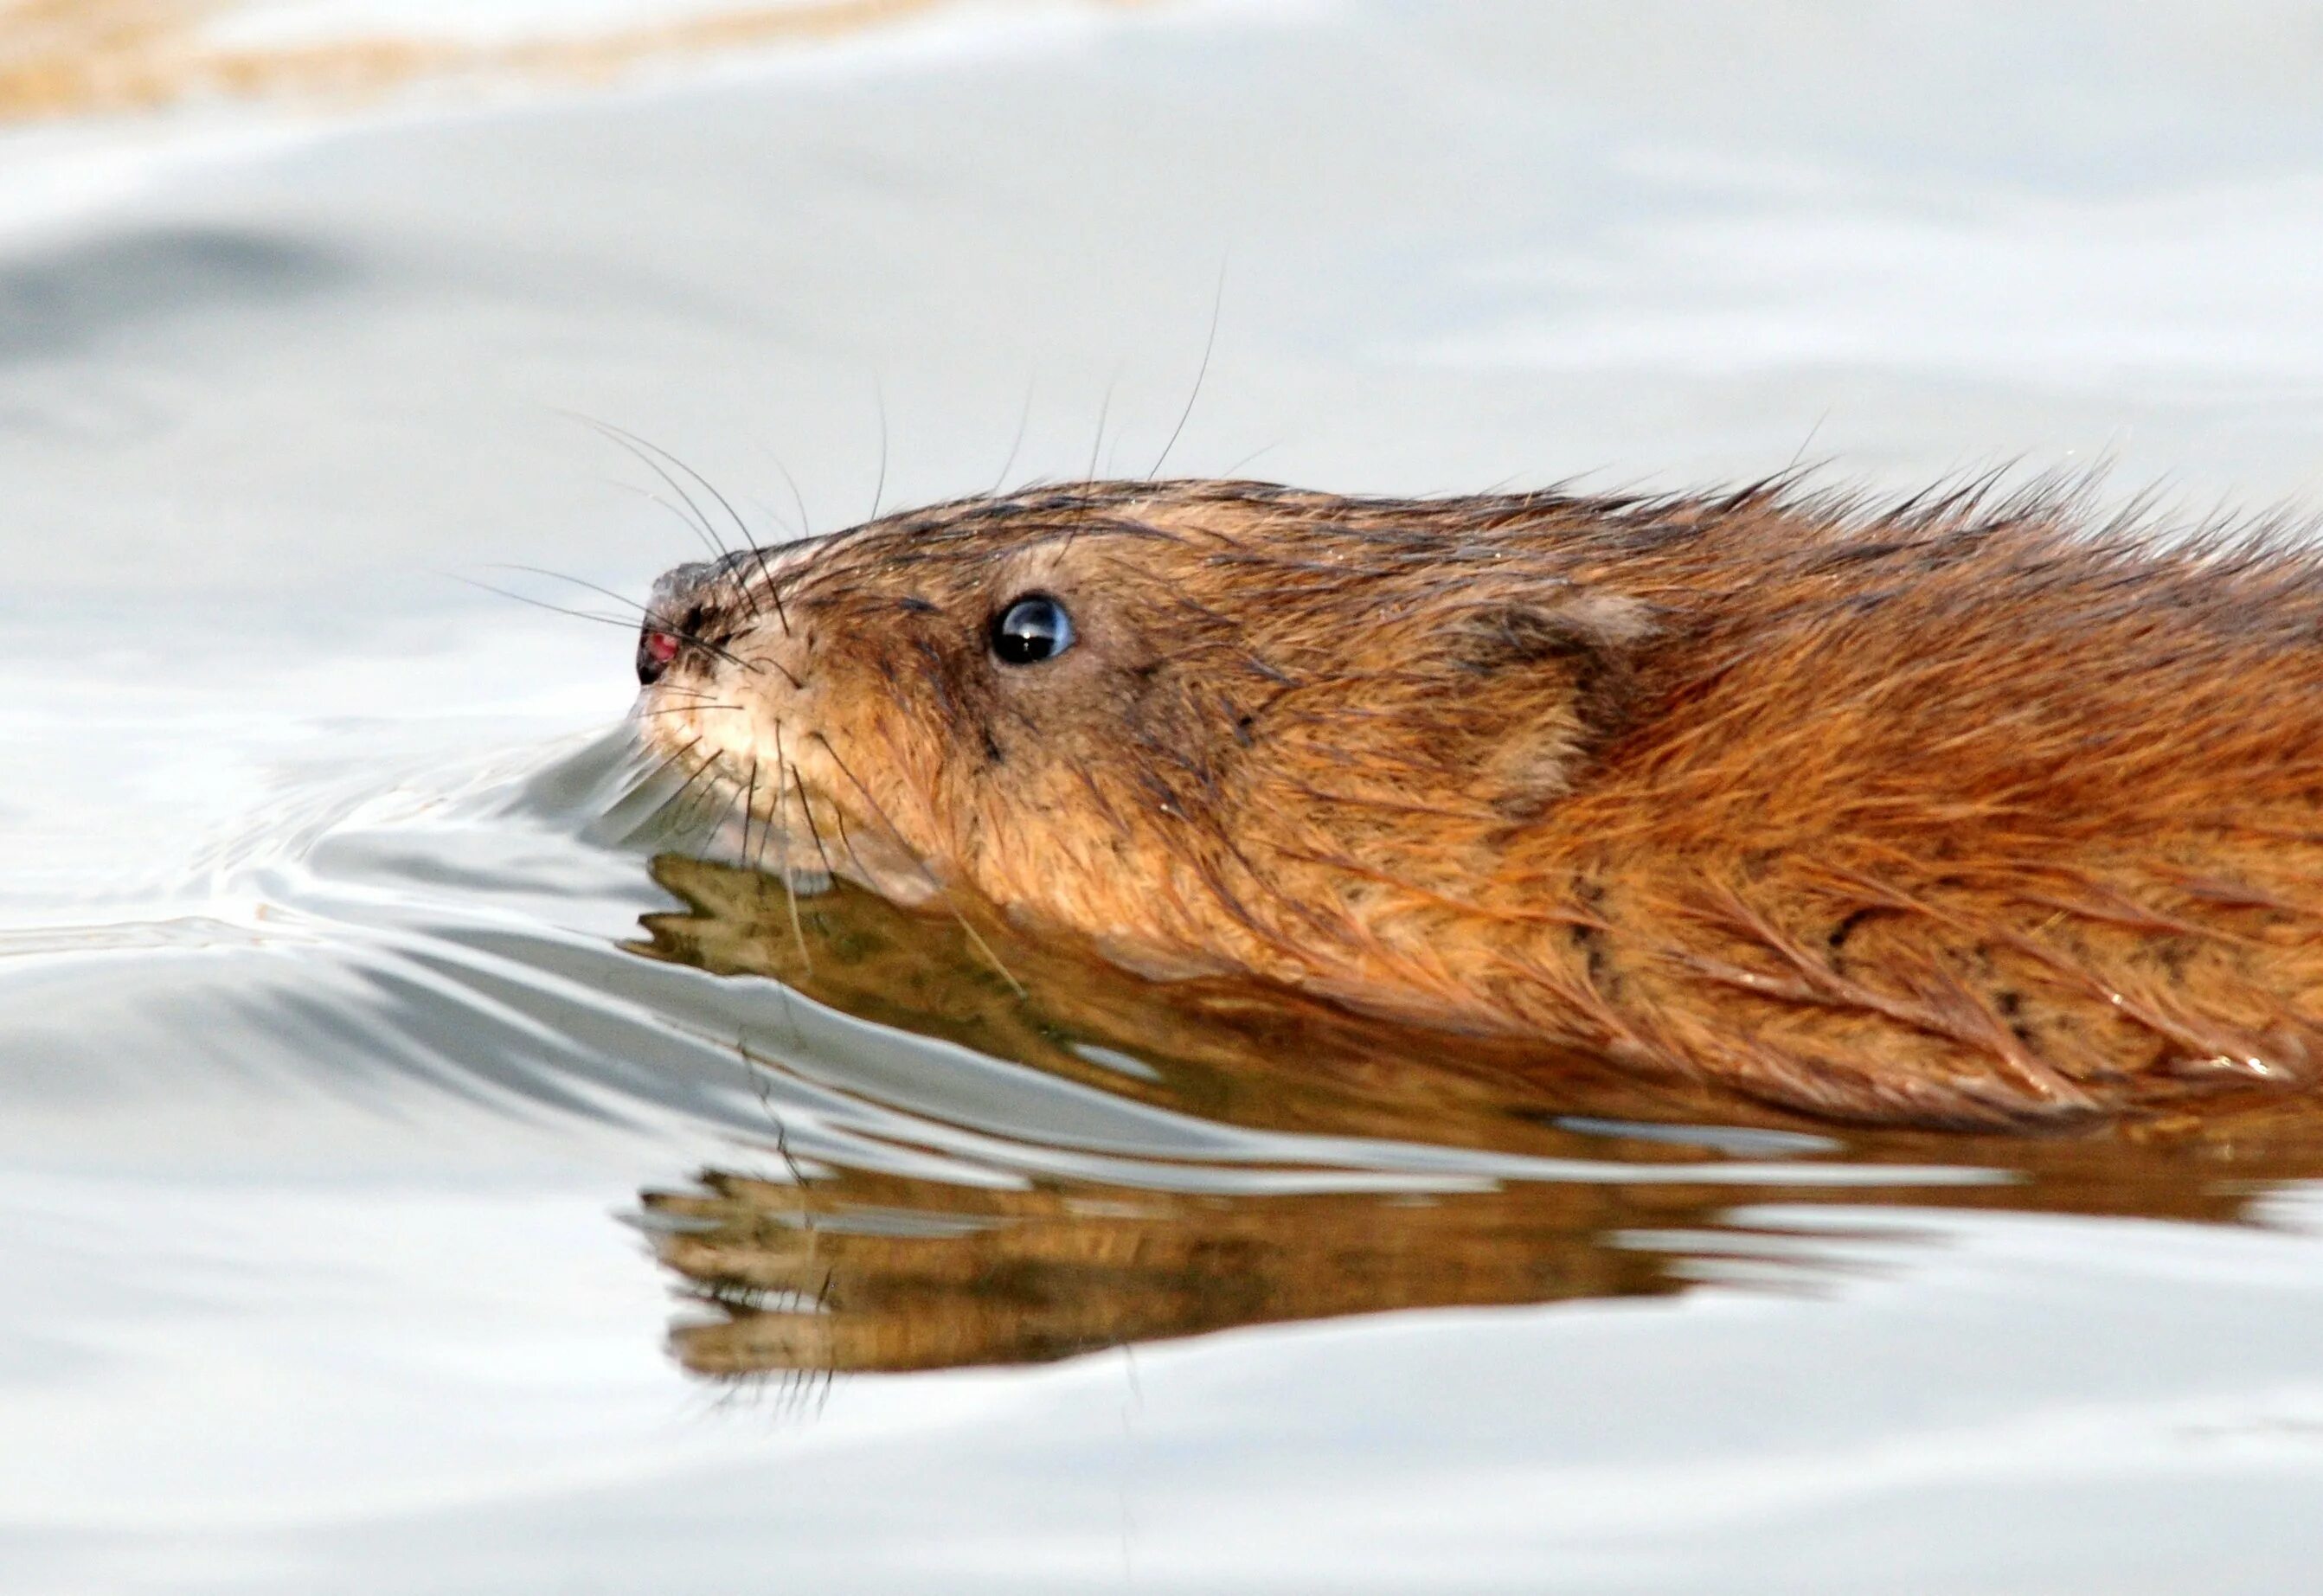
left=457, top=572, right=765, bottom=676
left=656, top=744, right=723, bottom=833
left=1086, top=375, right=1113, bottom=484
left=705, top=763, right=750, bottom=857
left=639, top=734, right=696, bottom=780
left=452, top=575, right=636, bottom=629
left=1221, top=441, right=1281, bottom=478
left=870, top=375, right=889, bottom=522
left=655, top=759, right=710, bottom=827
left=791, top=756, right=837, bottom=887
left=769, top=453, right=815, bottom=543
left=758, top=452, right=821, bottom=633
left=739, top=652, right=807, bottom=693
left=564, top=412, right=735, bottom=568
left=1150, top=261, right=1225, bottom=480
left=825, top=804, right=866, bottom=888
left=587, top=419, right=793, bottom=639
left=748, top=757, right=773, bottom=879
left=582, top=417, right=735, bottom=559
left=740, top=493, right=799, bottom=638
left=767, top=737, right=814, bottom=976
left=991, top=375, right=1035, bottom=495
left=481, top=563, right=674, bottom=625
left=740, top=756, right=759, bottom=877
left=683, top=757, right=738, bottom=836
left=638, top=734, right=703, bottom=813
left=1058, top=374, right=1118, bottom=561
left=595, top=478, right=728, bottom=554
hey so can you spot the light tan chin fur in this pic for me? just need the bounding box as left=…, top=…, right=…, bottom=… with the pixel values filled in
left=632, top=694, right=939, bottom=907
left=635, top=476, right=2323, bottom=1130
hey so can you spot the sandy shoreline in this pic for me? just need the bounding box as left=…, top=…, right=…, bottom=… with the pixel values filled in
left=0, top=0, right=1138, bottom=123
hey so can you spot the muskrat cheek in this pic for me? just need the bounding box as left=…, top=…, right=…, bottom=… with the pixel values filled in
left=825, top=817, right=942, bottom=908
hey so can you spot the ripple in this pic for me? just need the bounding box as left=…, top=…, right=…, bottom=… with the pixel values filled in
left=8, top=729, right=2292, bottom=1384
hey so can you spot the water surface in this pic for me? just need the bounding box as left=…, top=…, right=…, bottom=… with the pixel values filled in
left=10, top=3, right=2323, bottom=1592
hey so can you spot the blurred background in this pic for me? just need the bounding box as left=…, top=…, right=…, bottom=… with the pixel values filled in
left=9, top=3, right=2323, bottom=1593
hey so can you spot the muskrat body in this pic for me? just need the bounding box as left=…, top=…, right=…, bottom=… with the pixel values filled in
left=632, top=478, right=2323, bottom=1128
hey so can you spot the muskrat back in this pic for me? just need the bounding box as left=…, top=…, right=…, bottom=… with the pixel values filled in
left=631, top=477, right=2323, bottom=1128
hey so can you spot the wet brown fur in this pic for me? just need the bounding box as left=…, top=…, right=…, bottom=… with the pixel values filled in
left=636, top=476, right=2323, bottom=1129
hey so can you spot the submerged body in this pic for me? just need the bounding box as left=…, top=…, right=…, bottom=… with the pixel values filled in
left=632, top=478, right=2323, bottom=1127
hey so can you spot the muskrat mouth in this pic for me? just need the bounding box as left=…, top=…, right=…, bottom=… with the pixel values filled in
left=626, top=709, right=943, bottom=913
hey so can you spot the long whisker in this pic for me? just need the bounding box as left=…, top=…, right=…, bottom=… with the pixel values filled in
left=657, top=758, right=712, bottom=830
left=562, top=411, right=737, bottom=573
left=455, top=574, right=765, bottom=676
left=737, top=652, right=807, bottom=694
left=823, top=804, right=874, bottom=908
left=658, top=743, right=725, bottom=833
left=769, top=453, right=814, bottom=543
left=791, top=759, right=837, bottom=886
left=870, top=375, right=889, bottom=522
left=767, top=734, right=814, bottom=977
left=706, top=763, right=750, bottom=857
left=576, top=415, right=734, bottom=557
left=1057, top=375, right=1118, bottom=561
left=452, top=577, right=632, bottom=628
left=482, top=563, right=661, bottom=619
left=767, top=723, right=789, bottom=875
left=756, top=453, right=821, bottom=632
left=739, top=755, right=760, bottom=880
left=1086, top=375, right=1113, bottom=484
left=583, top=417, right=793, bottom=639
left=991, top=375, right=1035, bottom=494
left=611, top=469, right=787, bottom=635
left=1221, top=441, right=1280, bottom=478
left=741, top=492, right=800, bottom=638
left=594, top=478, right=728, bottom=554
left=1150, top=262, right=1225, bottom=480
left=639, top=734, right=703, bottom=819
left=635, top=733, right=696, bottom=784
left=675, top=770, right=728, bottom=838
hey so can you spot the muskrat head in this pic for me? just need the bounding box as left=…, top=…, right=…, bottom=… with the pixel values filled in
left=633, top=481, right=1655, bottom=985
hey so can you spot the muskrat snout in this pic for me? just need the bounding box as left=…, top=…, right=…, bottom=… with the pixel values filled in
left=638, top=554, right=748, bottom=685
left=635, top=625, right=681, bottom=685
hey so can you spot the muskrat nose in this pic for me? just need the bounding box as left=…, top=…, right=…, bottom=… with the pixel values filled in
left=637, top=625, right=681, bottom=685
left=640, top=556, right=725, bottom=686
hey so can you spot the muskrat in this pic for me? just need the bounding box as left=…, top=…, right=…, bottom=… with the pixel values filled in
left=630, top=477, right=2323, bottom=1129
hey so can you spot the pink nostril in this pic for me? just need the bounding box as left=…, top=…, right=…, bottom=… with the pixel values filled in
left=637, top=628, right=683, bottom=686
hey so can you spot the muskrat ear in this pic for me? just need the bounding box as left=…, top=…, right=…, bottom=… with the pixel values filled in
left=1240, top=584, right=1654, bottom=834
left=1452, top=590, right=1653, bottom=727
left=1434, top=588, right=1657, bottom=816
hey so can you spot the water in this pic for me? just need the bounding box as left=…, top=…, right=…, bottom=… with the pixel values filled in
left=10, top=3, right=2323, bottom=1590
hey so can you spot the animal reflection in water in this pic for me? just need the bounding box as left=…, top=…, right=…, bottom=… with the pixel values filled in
left=628, top=855, right=2323, bottom=1380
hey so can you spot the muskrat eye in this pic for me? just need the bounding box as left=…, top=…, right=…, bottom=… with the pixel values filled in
left=991, top=594, right=1074, bottom=665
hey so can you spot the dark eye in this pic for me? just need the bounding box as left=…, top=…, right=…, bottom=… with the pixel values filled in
left=991, top=594, right=1074, bottom=665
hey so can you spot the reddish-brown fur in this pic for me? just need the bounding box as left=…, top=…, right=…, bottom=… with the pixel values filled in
left=634, top=477, right=2323, bottom=1128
